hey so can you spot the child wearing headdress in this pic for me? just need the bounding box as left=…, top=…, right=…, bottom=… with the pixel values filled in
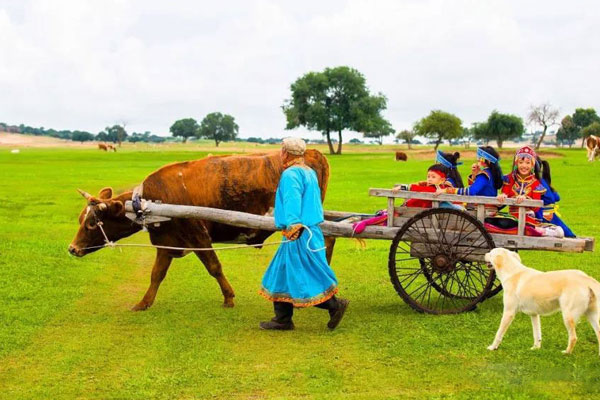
left=436, top=146, right=503, bottom=197
left=489, top=146, right=564, bottom=237
left=436, top=151, right=464, bottom=188
left=535, top=157, right=576, bottom=237
left=352, top=165, right=454, bottom=234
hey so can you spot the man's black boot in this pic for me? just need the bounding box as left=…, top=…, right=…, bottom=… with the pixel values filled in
left=259, top=319, right=295, bottom=330
left=327, top=298, right=349, bottom=330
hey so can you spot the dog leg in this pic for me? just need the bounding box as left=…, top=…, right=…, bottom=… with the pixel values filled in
left=488, top=311, right=515, bottom=350
left=530, top=314, right=542, bottom=350
left=562, top=314, right=578, bottom=354
left=585, top=310, right=600, bottom=356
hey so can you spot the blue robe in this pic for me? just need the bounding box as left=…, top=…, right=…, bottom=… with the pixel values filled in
left=260, top=166, right=338, bottom=307
left=535, top=179, right=576, bottom=237
left=455, top=168, right=497, bottom=197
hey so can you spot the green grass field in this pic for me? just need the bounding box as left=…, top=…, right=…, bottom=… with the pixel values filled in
left=1, top=145, right=600, bottom=399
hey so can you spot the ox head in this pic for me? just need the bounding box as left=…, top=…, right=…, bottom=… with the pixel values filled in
left=68, top=187, right=139, bottom=257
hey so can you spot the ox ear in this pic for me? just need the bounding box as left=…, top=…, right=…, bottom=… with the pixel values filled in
left=98, top=187, right=113, bottom=199
left=109, top=200, right=124, bottom=216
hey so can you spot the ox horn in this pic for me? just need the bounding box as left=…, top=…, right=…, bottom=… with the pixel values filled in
left=77, top=189, right=92, bottom=200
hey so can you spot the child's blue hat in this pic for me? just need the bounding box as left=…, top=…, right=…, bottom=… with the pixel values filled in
left=436, top=150, right=462, bottom=169
left=477, top=147, right=499, bottom=164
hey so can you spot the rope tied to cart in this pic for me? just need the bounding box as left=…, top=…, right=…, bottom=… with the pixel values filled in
left=78, top=221, right=326, bottom=253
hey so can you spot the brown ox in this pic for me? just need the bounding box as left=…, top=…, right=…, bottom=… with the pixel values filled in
left=98, top=143, right=108, bottom=151
left=586, top=135, right=599, bottom=162
left=395, top=151, right=408, bottom=161
left=68, top=150, right=335, bottom=311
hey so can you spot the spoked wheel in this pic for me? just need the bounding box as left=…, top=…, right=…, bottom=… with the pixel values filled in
left=388, top=208, right=496, bottom=314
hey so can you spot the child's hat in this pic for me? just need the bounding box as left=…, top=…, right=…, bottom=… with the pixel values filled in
left=436, top=150, right=463, bottom=169
left=513, top=146, right=540, bottom=170
left=477, top=147, right=498, bottom=164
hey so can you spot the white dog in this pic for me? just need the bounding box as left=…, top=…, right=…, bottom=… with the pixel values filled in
left=485, top=248, right=600, bottom=355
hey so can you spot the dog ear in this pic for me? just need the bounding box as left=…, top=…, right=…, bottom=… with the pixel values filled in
left=509, top=251, right=521, bottom=263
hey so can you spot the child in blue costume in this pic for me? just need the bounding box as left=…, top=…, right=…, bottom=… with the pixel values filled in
left=259, top=138, right=349, bottom=331
left=436, top=150, right=464, bottom=188
left=535, top=157, right=576, bottom=237
left=438, top=146, right=503, bottom=197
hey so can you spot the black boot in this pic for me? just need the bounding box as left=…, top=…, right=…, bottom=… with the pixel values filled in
left=327, top=298, right=349, bottom=330
left=259, top=319, right=295, bottom=330
left=260, top=301, right=295, bottom=330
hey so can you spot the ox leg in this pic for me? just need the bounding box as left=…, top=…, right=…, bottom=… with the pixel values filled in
left=325, top=236, right=337, bottom=265
left=132, top=249, right=173, bottom=311
left=194, top=247, right=236, bottom=308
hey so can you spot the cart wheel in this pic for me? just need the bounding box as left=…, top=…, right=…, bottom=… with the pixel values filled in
left=388, top=208, right=496, bottom=314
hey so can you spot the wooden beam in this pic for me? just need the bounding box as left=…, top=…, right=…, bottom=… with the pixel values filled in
left=369, top=188, right=543, bottom=208
left=124, top=201, right=592, bottom=252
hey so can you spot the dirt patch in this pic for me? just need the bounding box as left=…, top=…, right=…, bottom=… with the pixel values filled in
left=0, top=132, right=89, bottom=148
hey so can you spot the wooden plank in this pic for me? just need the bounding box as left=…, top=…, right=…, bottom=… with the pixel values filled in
left=387, top=197, right=395, bottom=227
left=369, top=188, right=543, bottom=208
left=517, top=207, right=526, bottom=236
left=476, top=204, right=485, bottom=223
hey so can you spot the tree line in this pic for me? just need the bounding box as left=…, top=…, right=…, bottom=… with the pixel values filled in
left=0, top=122, right=166, bottom=144
left=281, top=66, right=600, bottom=153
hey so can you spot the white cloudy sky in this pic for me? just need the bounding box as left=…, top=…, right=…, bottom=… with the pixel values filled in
left=1, top=0, right=599, bottom=140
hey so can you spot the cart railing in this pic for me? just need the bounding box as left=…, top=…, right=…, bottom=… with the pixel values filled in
left=369, top=188, right=594, bottom=253
left=369, top=188, right=542, bottom=236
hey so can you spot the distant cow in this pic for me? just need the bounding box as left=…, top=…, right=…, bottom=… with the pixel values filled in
left=395, top=151, right=408, bottom=161
left=98, top=143, right=108, bottom=151
left=68, top=150, right=335, bottom=311
left=107, top=144, right=117, bottom=152
left=586, top=135, right=599, bottom=162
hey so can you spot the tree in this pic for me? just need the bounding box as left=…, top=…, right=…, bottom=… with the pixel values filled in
left=170, top=118, right=199, bottom=144
left=71, top=131, right=94, bottom=142
left=397, top=129, right=416, bottom=149
left=527, top=103, right=560, bottom=150
left=556, top=116, right=579, bottom=148
left=581, top=122, right=600, bottom=141
left=472, top=110, right=523, bottom=148
left=361, top=117, right=394, bottom=145
left=413, top=110, right=462, bottom=151
left=105, top=124, right=127, bottom=146
left=197, top=112, right=239, bottom=147
left=572, top=108, right=600, bottom=148
left=282, top=66, right=389, bottom=155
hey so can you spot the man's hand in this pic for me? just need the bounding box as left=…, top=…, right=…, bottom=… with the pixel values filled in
left=283, top=224, right=304, bottom=241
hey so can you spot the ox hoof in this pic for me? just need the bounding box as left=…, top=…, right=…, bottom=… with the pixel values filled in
left=131, top=303, right=150, bottom=311
left=223, top=299, right=235, bottom=308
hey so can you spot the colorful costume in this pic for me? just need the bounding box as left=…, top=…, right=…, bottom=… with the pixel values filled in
left=536, top=178, right=576, bottom=237
left=260, top=163, right=338, bottom=307
left=405, top=181, right=454, bottom=208
left=500, top=171, right=546, bottom=220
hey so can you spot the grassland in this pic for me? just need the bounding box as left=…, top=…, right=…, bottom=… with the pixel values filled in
left=0, top=144, right=599, bottom=399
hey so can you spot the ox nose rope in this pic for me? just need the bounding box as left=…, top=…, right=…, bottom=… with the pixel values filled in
left=79, top=222, right=327, bottom=254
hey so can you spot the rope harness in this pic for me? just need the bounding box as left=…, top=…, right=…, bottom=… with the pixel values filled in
left=79, top=221, right=326, bottom=253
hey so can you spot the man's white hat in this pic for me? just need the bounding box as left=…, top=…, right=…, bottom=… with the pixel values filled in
left=282, top=137, right=306, bottom=156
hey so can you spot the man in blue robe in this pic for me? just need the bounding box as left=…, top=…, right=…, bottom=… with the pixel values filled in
left=259, top=138, right=349, bottom=331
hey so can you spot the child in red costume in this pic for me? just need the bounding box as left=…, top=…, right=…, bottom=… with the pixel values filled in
left=396, top=164, right=454, bottom=208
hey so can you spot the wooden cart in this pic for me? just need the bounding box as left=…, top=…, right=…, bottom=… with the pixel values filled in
left=124, top=189, right=595, bottom=315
